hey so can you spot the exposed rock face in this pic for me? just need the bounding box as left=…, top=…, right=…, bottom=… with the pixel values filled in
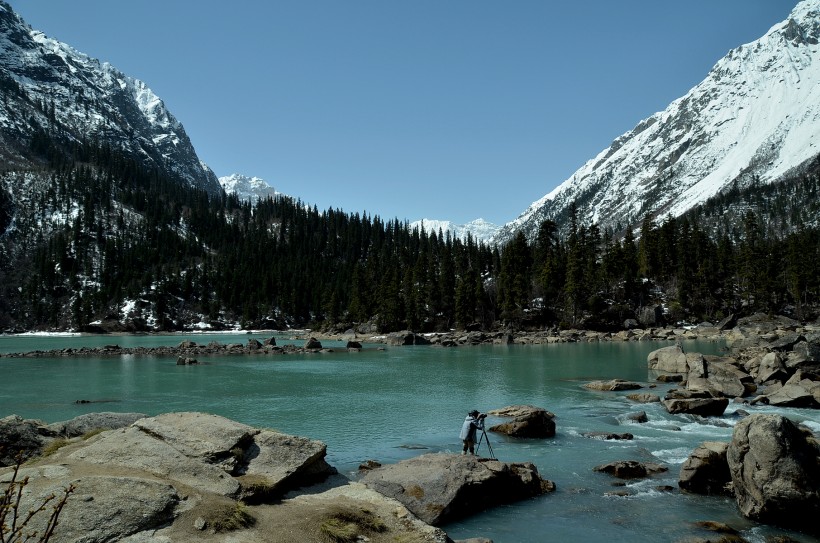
left=0, top=414, right=48, bottom=465
left=583, top=379, right=642, bottom=391
left=487, top=405, right=556, bottom=438
left=726, top=414, right=820, bottom=531
left=360, top=453, right=554, bottom=526
left=678, top=441, right=731, bottom=495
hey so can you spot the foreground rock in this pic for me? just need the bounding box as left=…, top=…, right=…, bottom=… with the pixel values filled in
left=0, top=412, right=450, bottom=543
left=487, top=405, right=556, bottom=438
left=726, top=414, right=820, bottom=532
left=361, top=453, right=554, bottom=525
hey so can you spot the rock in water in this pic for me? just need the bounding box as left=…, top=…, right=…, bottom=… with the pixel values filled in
left=361, top=453, right=554, bottom=525
left=726, top=414, right=820, bottom=531
left=487, top=405, right=556, bottom=438
left=678, top=441, right=731, bottom=495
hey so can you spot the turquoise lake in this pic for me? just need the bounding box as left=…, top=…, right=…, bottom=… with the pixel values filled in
left=1, top=333, right=819, bottom=542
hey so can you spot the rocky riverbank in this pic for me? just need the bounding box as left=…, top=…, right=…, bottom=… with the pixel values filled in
left=4, top=412, right=544, bottom=543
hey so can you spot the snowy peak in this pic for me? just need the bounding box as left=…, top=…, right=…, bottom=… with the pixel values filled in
left=0, top=1, right=220, bottom=194
left=218, top=174, right=281, bottom=203
left=494, top=0, right=820, bottom=245
left=410, top=218, right=500, bottom=244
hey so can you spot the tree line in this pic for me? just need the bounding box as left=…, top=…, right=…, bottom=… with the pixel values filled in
left=2, top=135, right=819, bottom=332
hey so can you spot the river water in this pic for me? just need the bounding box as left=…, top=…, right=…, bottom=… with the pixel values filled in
left=1, top=333, right=819, bottom=543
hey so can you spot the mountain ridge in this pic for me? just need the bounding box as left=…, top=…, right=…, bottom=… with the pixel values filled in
left=493, top=0, right=820, bottom=245
left=0, top=1, right=221, bottom=195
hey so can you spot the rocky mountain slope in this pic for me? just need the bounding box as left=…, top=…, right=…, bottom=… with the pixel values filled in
left=0, top=1, right=220, bottom=195
left=494, top=0, right=820, bottom=244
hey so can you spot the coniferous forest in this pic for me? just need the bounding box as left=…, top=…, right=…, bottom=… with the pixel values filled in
left=1, top=133, right=820, bottom=333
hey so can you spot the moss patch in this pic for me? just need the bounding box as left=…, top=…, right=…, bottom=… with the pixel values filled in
left=319, top=506, right=387, bottom=542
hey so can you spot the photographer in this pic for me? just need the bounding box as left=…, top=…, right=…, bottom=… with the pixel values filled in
left=459, top=409, right=486, bottom=455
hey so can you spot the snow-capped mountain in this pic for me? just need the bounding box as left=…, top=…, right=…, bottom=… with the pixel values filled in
left=218, top=174, right=281, bottom=204
left=494, top=0, right=820, bottom=245
left=409, top=218, right=500, bottom=244
left=0, top=1, right=221, bottom=195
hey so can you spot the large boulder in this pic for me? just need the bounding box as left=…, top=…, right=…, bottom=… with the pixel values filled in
left=487, top=405, right=556, bottom=438
left=237, top=429, right=336, bottom=501
left=69, top=412, right=335, bottom=499
left=0, top=415, right=50, bottom=465
left=727, top=414, right=820, bottom=531
left=687, top=361, right=750, bottom=398
left=678, top=441, right=731, bottom=495
left=647, top=345, right=688, bottom=373
left=360, top=453, right=554, bottom=525
left=1, top=469, right=180, bottom=543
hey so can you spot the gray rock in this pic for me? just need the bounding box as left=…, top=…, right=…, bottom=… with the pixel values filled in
left=8, top=469, right=178, bottom=543
left=487, top=405, right=556, bottom=438
left=761, top=383, right=817, bottom=407
left=727, top=414, right=820, bottom=530
left=663, top=397, right=729, bottom=417
left=46, top=412, right=147, bottom=438
left=757, top=352, right=788, bottom=383
left=583, top=379, right=643, bottom=391
left=647, top=345, right=688, bottom=373
left=624, top=411, right=648, bottom=423
left=238, top=429, right=336, bottom=500
left=0, top=414, right=48, bottom=465
left=68, top=425, right=242, bottom=497
left=678, top=441, right=731, bottom=495
left=361, top=453, right=553, bottom=525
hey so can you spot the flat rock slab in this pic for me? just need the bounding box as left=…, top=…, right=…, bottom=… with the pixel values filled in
left=361, top=453, right=553, bottom=526
left=135, top=412, right=257, bottom=462
left=584, top=379, right=643, bottom=391
left=69, top=425, right=242, bottom=497
left=663, top=397, right=729, bottom=417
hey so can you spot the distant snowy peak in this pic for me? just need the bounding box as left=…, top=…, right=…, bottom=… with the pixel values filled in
left=0, top=1, right=221, bottom=194
left=219, top=174, right=281, bottom=203
left=494, top=0, right=820, bottom=245
left=410, top=218, right=500, bottom=244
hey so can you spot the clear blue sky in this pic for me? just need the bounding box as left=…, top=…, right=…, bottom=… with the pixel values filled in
left=8, top=0, right=798, bottom=225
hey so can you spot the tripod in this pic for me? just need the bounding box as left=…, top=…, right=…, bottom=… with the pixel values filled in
left=475, top=428, right=496, bottom=460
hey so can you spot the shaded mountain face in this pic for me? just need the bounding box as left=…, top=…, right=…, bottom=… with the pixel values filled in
left=0, top=1, right=221, bottom=195
left=494, top=0, right=820, bottom=245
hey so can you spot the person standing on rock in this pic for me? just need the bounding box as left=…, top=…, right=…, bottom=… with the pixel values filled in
left=460, top=410, right=486, bottom=455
